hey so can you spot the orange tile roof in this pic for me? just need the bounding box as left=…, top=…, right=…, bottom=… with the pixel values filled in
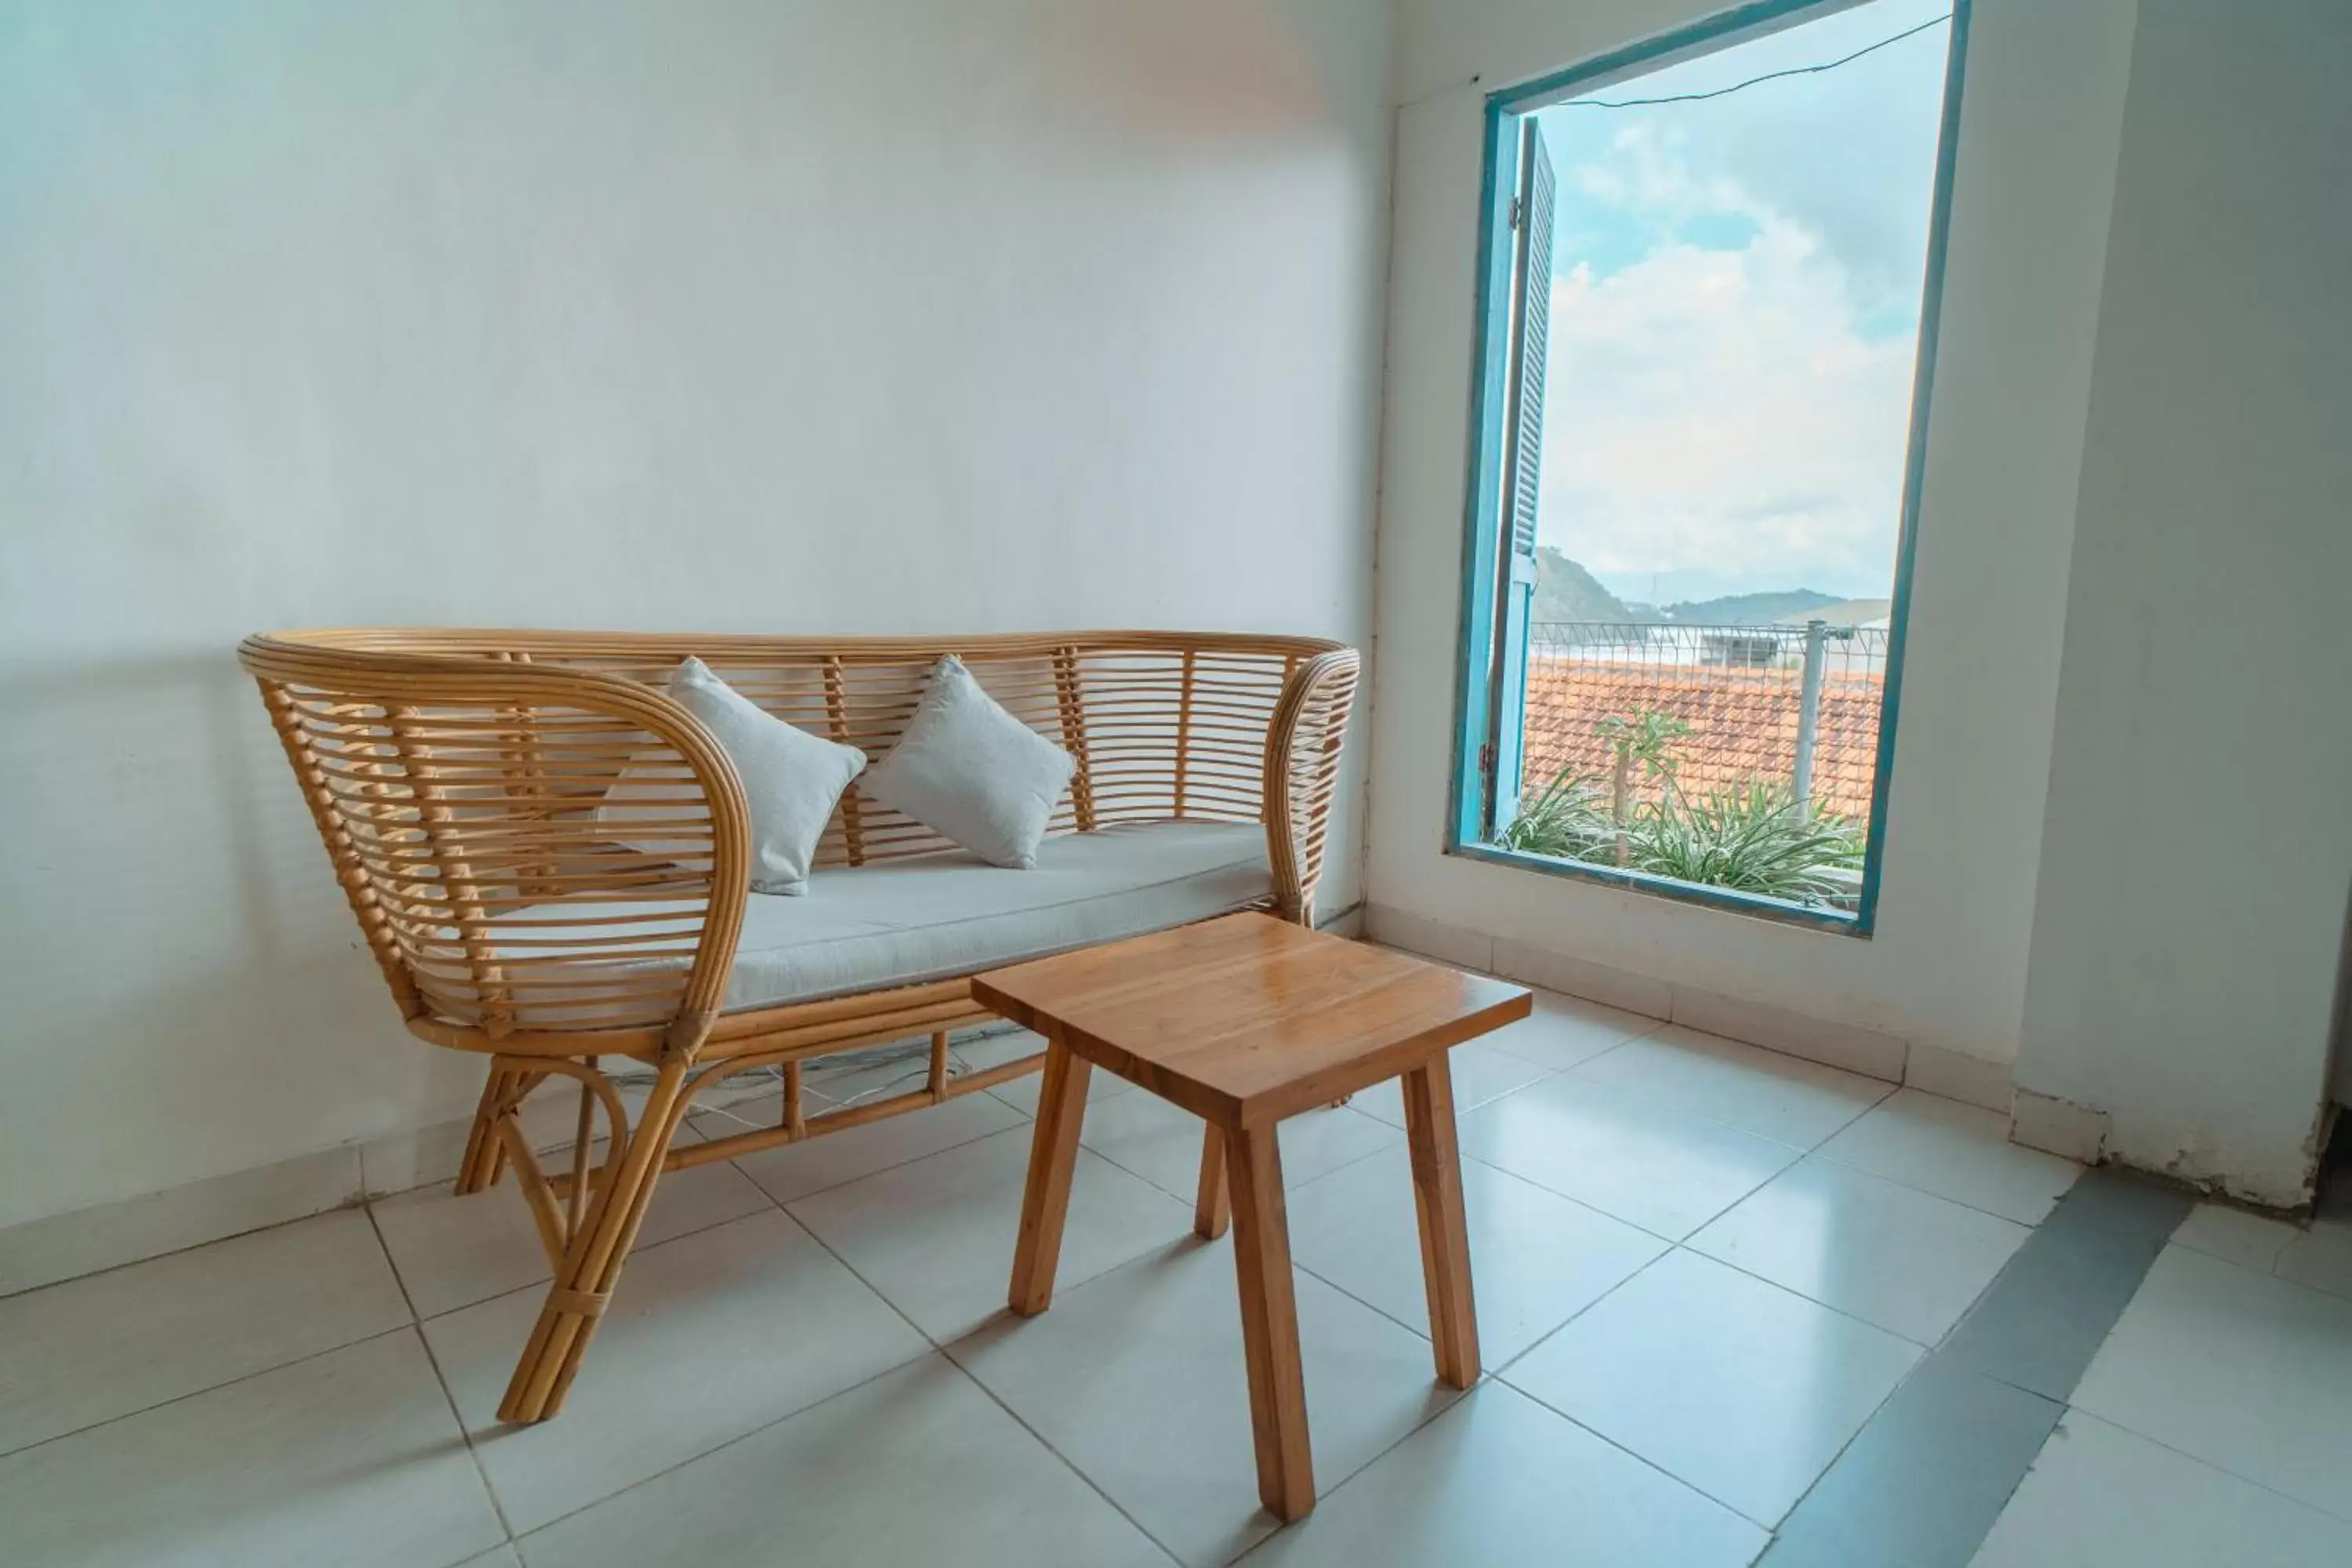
left=1519, top=658, right=1882, bottom=822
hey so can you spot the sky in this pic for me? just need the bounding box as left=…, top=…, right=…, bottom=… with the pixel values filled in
left=1528, top=0, right=1952, bottom=606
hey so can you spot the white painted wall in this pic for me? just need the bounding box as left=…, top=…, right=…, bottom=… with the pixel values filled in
left=0, top=0, right=1395, bottom=1229
left=1367, top=0, right=2136, bottom=1066
left=2014, top=0, right=2352, bottom=1206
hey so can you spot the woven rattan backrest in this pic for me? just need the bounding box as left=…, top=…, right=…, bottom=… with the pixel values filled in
left=257, top=630, right=1343, bottom=865
left=242, top=628, right=1356, bottom=1041
left=241, top=637, right=750, bottom=1046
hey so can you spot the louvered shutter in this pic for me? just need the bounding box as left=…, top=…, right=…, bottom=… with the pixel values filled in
left=1490, top=118, right=1555, bottom=828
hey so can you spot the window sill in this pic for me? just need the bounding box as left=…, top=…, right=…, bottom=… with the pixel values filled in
left=1445, top=840, right=1874, bottom=936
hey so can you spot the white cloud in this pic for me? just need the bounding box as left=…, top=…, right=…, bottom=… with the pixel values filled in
left=1534, top=131, right=1923, bottom=601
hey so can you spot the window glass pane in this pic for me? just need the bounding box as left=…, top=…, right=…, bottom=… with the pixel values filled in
left=1472, top=0, right=1958, bottom=924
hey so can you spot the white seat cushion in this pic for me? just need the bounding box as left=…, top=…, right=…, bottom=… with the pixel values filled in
left=504, top=819, right=1272, bottom=1017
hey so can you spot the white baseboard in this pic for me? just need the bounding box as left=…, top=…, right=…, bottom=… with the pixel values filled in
left=0, top=1145, right=365, bottom=1299
left=2010, top=1089, right=2110, bottom=1162
left=1316, top=902, right=1366, bottom=939
left=1362, top=902, right=2017, bottom=1109
left=1365, top=903, right=1497, bottom=975
left=1492, top=935, right=1675, bottom=1019
left=1904, top=1042, right=2016, bottom=1113
left=1669, top=983, right=1907, bottom=1083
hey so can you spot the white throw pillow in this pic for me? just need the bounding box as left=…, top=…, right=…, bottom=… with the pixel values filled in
left=859, top=655, right=1076, bottom=868
left=597, top=657, right=866, bottom=896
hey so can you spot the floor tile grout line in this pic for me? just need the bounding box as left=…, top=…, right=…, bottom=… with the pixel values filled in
left=1218, top=1387, right=1485, bottom=1566
left=403, top=1308, right=524, bottom=1547
left=0, top=1194, right=378, bottom=1305
left=362, top=1201, right=426, bottom=1323
left=0, top=1319, right=426, bottom=1465
left=1534, top=1053, right=1897, bottom=1165
left=1755, top=1170, right=2200, bottom=1564
left=406, top=1044, right=1073, bottom=1541
left=459, top=1186, right=1185, bottom=1562
left=1804, top=1142, right=2078, bottom=1230
left=362, top=1153, right=523, bottom=1547
left=1750, top=1332, right=1949, bottom=1548
left=1489, top=1353, right=1791, bottom=1533
left=495, top=1344, right=942, bottom=1548
left=713, top=1098, right=1039, bottom=1213
left=2045, top=1400, right=2352, bottom=1530
left=1470, top=1228, right=1951, bottom=1513
left=1004, top=1042, right=2050, bottom=1385
left=397, top=1192, right=780, bottom=1327
left=1708, top=1153, right=2047, bottom=1248
left=1665, top=1239, right=1951, bottom=1353
left=775, top=1193, right=963, bottom=1355
left=1483, top=1243, right=1687, bottom=1386
left=929, top=1222, right=1483, bottom=1563
left=1773, top=1203, right=2050, bottom=1531
left=940, top=1348, right=1191, bottom=1567
left=1083, top=1113, right=1406, bottom=1215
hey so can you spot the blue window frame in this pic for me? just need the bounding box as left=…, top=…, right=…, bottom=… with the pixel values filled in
left=1446, top=0, right=1971, bottom=935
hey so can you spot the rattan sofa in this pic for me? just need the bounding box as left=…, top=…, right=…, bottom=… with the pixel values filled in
left=240, top=627, right=1358, bottom=1421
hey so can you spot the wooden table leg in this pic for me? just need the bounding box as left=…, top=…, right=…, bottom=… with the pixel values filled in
left=1194, top=1124, right=1229, bottom=1240
left=1225, top=1122, right=1315, bottom=1521
left=1008, top=1035, right=1092, bottom=1316
left=1401, top=1054, right=1479, bottom=1388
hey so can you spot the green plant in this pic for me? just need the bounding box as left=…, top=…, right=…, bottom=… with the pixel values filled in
left=1495, top=768, right=1613, bottom=859
left=1497, top=769, right=1864, bottom=907
left=1628, top=781, right=1864, bottom=904
left=1594, top=711, right=1690, bottom=799
left=1595, top=709, right=1691, bottom=863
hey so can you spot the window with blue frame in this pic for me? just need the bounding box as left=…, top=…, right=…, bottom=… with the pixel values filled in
left=1451, top=0, right=1966, bottom=934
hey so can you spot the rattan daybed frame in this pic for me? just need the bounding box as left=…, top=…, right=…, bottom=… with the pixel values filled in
left=239, top=626, right=1357, bottom=1421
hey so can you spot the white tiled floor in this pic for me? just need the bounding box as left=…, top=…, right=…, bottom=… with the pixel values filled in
left=2066, top=1242, right=2352, bottom=1523
left=0, top=1330, right=505, bottom=1568
left=1061, top=1092, right=1402, bottom=1203
left=1569, top=1025, right=1893, bottom=1148
left=1965, top=1196, right=2352, bottom=1568
left=785, top=1124, right=1194, bottom=1341
left=1457, top=1070, right=1803, bottom=1239
left=953, top=1240, right=1458, bottom=1567
left=9, top=979, right=2352, bottom=1568
left=1284, top=1142, right=1665, bottom=1367
left=1242, top=1381, right=1767, bottom=1567
left=1688, top=1156, right=2033, bottom=1345
left=2170, top=1194, right=2352, bottom=1303
left=1502, top=1249, right=1922, bottom=1526
left=421, top=1209, right=929, bottom=1533
left=1970, top=1411, right=2352, bottom=1568
left=1815, top=1087, right=2082, bottom=1225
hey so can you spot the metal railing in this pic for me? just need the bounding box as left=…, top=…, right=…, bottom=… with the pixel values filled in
left=1519, top=620, right=1889, bottom=824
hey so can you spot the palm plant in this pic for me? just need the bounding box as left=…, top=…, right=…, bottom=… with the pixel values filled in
left=1494, top=768, right=1613, bottom=860
left=1628, top=781, right=1864, bottom=904
left=1498, top=760, right=1864, bottom=908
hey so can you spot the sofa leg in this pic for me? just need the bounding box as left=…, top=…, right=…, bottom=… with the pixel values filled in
left=454, top=1067, right=515, bottom=1195
left=496, top=1059, right=690, bottom=1423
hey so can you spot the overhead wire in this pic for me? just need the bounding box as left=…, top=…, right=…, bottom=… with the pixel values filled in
left=1558, top=13, right=1951, bottom=111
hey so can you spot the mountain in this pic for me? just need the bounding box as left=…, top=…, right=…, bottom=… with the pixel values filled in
left=1531, top=552, right=1875, bottom=628
left=1661, top=588, right=1841, bottom=623
left=1531, top=547, right=1646, bottom=622
left=1773, top=597, right=1891, bottom=628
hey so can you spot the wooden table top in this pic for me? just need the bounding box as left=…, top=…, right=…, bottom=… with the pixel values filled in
left=971, top=913, right=1532, bottom=1129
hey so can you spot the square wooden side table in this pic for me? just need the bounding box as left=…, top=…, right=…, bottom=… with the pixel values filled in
left=973, top=913, right=1533, bottom=1521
